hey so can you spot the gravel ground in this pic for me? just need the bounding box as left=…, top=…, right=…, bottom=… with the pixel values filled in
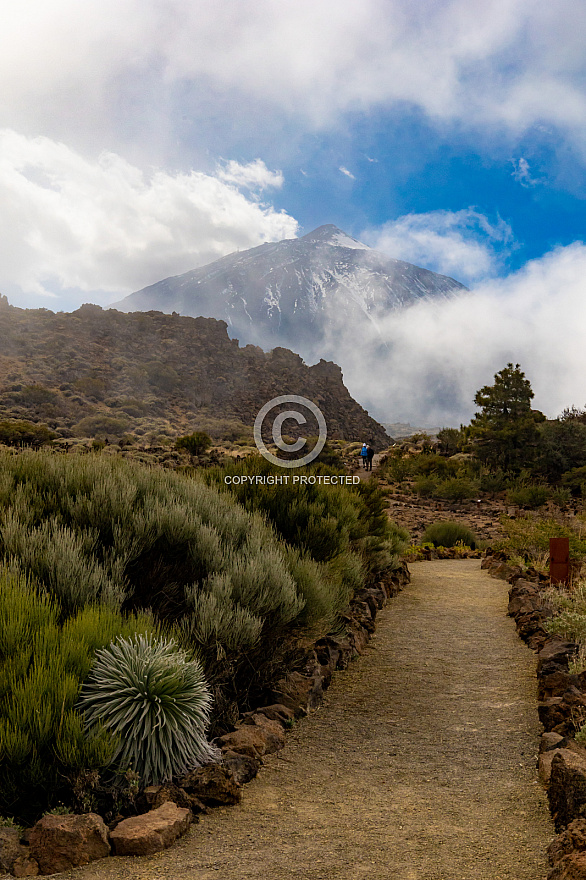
left=62, top=559, right=553, bottom=880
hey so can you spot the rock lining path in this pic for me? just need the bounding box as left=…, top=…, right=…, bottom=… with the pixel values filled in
left=67, top=560, right=553, bottom=880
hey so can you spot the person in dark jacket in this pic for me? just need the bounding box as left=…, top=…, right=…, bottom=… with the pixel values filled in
left=366, top=444, right=375, bottom=471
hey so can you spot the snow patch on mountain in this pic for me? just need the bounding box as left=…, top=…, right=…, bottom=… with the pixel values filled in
left=114, top=224, right=467, bottom=362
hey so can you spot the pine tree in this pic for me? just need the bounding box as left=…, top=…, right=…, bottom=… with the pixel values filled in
left=467, top=363, right=545, bottom=471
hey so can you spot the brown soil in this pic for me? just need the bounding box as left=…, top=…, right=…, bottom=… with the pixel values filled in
left=385, top=494, right=507, bottom=545
left=64, top=559, right=553, bottom=880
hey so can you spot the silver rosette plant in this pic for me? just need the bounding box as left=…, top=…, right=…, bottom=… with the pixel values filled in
left=79, top=633, right=219, bottom=785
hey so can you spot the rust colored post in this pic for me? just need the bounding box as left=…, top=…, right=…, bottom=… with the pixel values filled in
left=549, top=537, right=570, bottom=586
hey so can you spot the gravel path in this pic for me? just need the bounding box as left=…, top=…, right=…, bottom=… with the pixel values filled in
left=66, top=559, right=554, bottom=880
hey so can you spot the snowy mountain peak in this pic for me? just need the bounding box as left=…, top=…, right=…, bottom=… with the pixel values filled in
left=114, top=224, right=467, bottom=361
left=301, top=224, right=371, bottom=250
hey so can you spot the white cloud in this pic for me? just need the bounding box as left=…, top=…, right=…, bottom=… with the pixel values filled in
left=320, top=242, right=586, bottom=425
left=363, top=209, right=514, bottom=285
left=1, top=2, right=586, bottom=155
left=0, top=130, right=298, bottom=298
left=216, top=159, right=284, bottom=190
left=511, top=157, right=543, bottom=187
left=339, top=166, right=356, bottom=180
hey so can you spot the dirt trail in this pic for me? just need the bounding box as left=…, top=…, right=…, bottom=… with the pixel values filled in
left=67, top=560, right=553, bottom=880
left=351, top=452, right=382, bottom=480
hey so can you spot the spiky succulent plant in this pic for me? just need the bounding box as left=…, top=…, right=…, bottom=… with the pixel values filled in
left=78, top=634, right=218, bottom=785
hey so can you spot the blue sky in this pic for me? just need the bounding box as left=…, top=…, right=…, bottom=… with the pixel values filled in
left=1, top=1, right=586, bottom=421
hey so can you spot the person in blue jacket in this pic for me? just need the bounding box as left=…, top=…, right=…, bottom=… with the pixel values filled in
left=360, top=443, right=368, bottom=469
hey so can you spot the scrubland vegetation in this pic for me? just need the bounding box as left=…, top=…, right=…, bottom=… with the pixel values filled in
left=3, top=358, right=586, bottom=827
left=0, top=448, right=407, bottom=824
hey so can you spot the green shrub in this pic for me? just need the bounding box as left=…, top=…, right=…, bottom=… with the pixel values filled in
left=0, top=420, right=55, bottom=449
left=16, top=386, right=58, bottom=407
left=380, top=451, right=412, bottom=482
left=79, top=635, right=217, bottom=785
left=0, top=449, right=409, bottom=755
left=0, top=514, right=124, bottom=614
left=495, top=515, right=586, bottom=564
left=412, top=453, right=457, bottom=478
left=550, top=487, right=572, bottom=507
left=562, top=466, right=586, bottom=497
left=542, top=582, right=586, bottom=618
left=0, top=449, right=309, bottom=626
left=313, top=440, right=345, bottom=469
left=206, top=456, right=404, bottom=564
left=175, top=432, right=212, bottom=457
left=72, top=377, right=107, bottom=400
left=545, top=612, right=586, bottom=643
left=0, top=566, right=154, bottom=822
left=205, top=457, right=408, bottom=583
left=413, top=477, right=437, bottom=498
left=145, top=361, right=180, bottom=392
left=73, top=416, right=130, bottom=438
left=421, top=521, right=477, bottom=549
left=433, top=478, right=478, bottom=501
left=479, top=470, right=509, bottom=493
left=506, top=484, right=551, bottom=509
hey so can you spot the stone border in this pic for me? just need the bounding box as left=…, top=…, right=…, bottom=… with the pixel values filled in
left=483, top=552, right=586, bottom=879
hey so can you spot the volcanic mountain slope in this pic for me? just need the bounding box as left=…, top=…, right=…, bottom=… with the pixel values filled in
left=0, top=296, right=390, bottom=446
left=114, top=225, right=467, bottom=356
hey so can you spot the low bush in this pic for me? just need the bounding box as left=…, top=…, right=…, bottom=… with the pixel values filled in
left=145, top=361, right=180, bottom=392
left=495, top=515, right=586, bottom=565
left=562, top=465, right=586, bottom=497
left=0, top=419, right=55, bottom=449
left=543, top=582, right=586, bottom=743
left=412, top=453, right=457, bottom=478
left=313, top=440, right=345, bottom=469
left=73, top=377, right=107, bottom=400
left=550, top=487, right=572, bottom=507
left=506, top=484, right=551, bottom=509
left=433, top=477, right=478, bottom=501
left=421, top=521, right=477, bottom=549
left=0, top=566, right=154, bottom=823
left=380, top=451, right=412, bottom=482
left=73, top=415, right=130, bottom=438
left=479, top=470, right=510, bottom=494
left=545, top=610, right=586, bottom=643
left=175, top=431, right=212, bottom=457
left=413, top=476, right=437, bottom=498
left=16, top=385, right=58, bottom=408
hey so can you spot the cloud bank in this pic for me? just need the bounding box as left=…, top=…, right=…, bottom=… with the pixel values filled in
left=0, top=131, right=297, bottom=298
left=2, top=1, right=586, bottom=151
left=321, top=242, right=586, bottom=426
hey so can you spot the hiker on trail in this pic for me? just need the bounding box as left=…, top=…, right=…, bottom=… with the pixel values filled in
left=366, top=444, right=375, bottom=471
left=360, top=443, right=368, bottom=469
